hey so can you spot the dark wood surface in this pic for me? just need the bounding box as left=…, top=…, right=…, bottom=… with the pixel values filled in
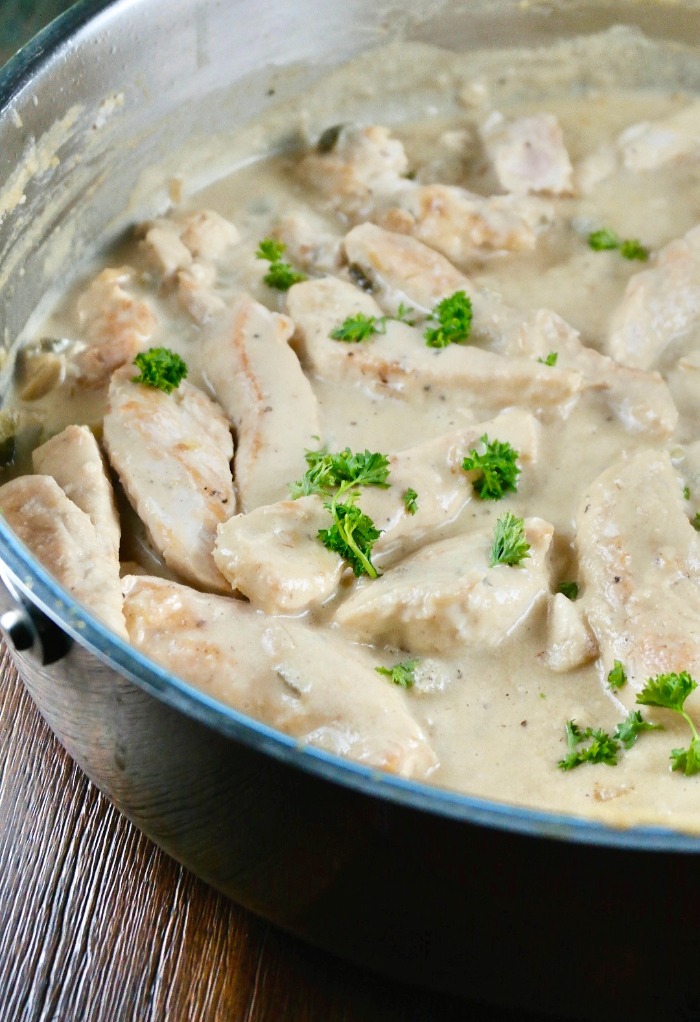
left=1, top=644, right=545, bottom=1021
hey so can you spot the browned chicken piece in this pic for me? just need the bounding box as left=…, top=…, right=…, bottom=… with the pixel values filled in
left=335, top=518, right=554, bottom=654
left=75, top=267, right=157, bottom=386
left=344, top=223, right=677, bottom=436
left=479, top=111, right=575, bottom=195
left=214, top=496, right=345, bottom=615
left=287, top=275, right=582, bottom=410
left=0, top=475, right=127, bottom=637
left=122, top=575, right=438, bottom=779
left=103, top=366, right=235, bottom=593
left=212, top=408, right=540, bottom=614
left=201, top=293, right=321, bottom=512
left=32, top=424, right=121, bottom=565
left=576, top=450, right=700, bottom=696
left=139, top=209, right=239, bottom=324
left=298, top=124, right=554, bottom=261
left=608, top=225, right=700, bottom=371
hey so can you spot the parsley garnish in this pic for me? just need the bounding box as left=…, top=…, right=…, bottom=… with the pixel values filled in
left=424, top=291, right=473, bottom=348
left=319, top=500, right=381, bottom=578
left=462, top=434, right=520, bottom=501
left=692, top=512, right=700, bottom=532
left=614, top=710, right=662, bottom=750
left=489, top=511, right=530, bottom=567
left=290, top=447, right=389, bottom=578
left=375, top=658, right=419, bottom=688
left=256, top=237, right=307, bottom=290
left=684, top=486, right=691, bottom=501
left=132, top=347, right=188, bottom=394
left=587, top=228, right=649, bottom=262
left=607, top=660, right=627, bottom=690
left=558, top=721, right=620, bottom=770
left=403, top=487, right=418, bottom=515
left=636, top=672, right=700, bottom=775
left=537, top=351, right=558, bottom=366
left=558, top=581, right=579, bottom=601
left=330, top=313, right=385, bottom=343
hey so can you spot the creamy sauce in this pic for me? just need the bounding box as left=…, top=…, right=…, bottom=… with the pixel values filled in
left=6, top=27, right=700, bottom=832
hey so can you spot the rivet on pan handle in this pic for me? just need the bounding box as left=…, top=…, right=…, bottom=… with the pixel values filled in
left=0, top=564, right=72, bottom=666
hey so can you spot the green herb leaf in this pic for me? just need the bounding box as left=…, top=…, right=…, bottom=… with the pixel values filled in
left=614, top=710, right=662, bottom=749
left=558, top=725, right=620, bottom=770
left=330, top=313, right=385, bottom=343
left=132, top=347, right=188, bottom=394
left=619, top=239, right=650, bottom=262
left=375, top=658, right=419, bottom=689
left=489, top=511, right=530, bottom=567
left=290, top=447, right=390, bottom=499
left=557, top=581, right=579, bottom=601
left=607, top=660, right=627, bottom=690
left=684, top=486, right=691, bottom=501
left=319, top=501, right=381, bottom=578
left=537, top=351, right=558, bottom=366
left=395, top=303, right=417, bottom=325
left=693, top=512, right=700, bottom=532
left=637, top=672, right=698, bottom=714
left=588, top=228, right=621, bottom=251
left=462, top=434, right=520, bottom=501
left=403, top=487, right=418, bottom=515
left=424, top=290, right=473, bottom=348
left=256, top=237, right=307, bottom=291
left=670, top=738, right=700, bottom=776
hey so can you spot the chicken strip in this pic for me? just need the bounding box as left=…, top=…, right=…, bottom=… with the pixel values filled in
left=287, top=275, right=582, bottom=410
left=213, top=496, right=344, bottom=614
left=32, top=424, right=121, bottom=564
left=201, top=293, right=321, bottom=511
left=122, top=574, right=438, bottom=779
left=608, top=225, right=700, bottom=370
left=344, top=224, right=677, bottom=435
left=479, top=111, right=575, bottom=195
left=0, top=475, right=127, bottom=637
left=576, top=450, right=700, bottom=694
left=75, top=267, right=157, bottom=386
left=335, top=518, right=554, bottom=654
left=103, top=366, right=235, bottom=593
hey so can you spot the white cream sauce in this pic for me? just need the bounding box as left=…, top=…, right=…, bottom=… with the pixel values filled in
left=7, top=27, right=700, bottom=832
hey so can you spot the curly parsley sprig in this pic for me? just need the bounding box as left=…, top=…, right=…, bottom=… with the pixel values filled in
left=289, top=447, right=389, bottom=578
left=637, top=672, right=700, bottom=775
left=587, top=228, right=649, bottom=262
left=424, top=290, right=473, bottom=348
left=132, top=347, right=188, bottom=394
left=489, top=511, right=530, bottom=567
left=330, top=303, right=417, bottom=343
left=375, top=658, right=419, bottom=689
left=256, top=238, right=307, bottom=290
left=462, top=435, right=520, bottom=501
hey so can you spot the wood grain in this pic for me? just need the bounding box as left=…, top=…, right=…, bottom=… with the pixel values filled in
left=0, top=643, right=540, bottom=1022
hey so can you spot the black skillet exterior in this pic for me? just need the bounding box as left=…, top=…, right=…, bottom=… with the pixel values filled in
left=2, top=2, right=700, bottom=1019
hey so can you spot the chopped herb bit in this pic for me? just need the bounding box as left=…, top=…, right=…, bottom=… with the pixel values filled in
left=462, top=434, right=520, bottom=501
left=607, top=660, right=627, bottom=690
left=375, top=658, right=419, bottom=689
left=558, top=581, right=579, bottom=601
left=132, top=347, right=188, bottom=394
left=620, top=239, right=650, bottom=262
left=693, top=512, right=700, bottom=532
left=489, top=511, right=530, bottom=567
left=395, top=303, right=417, bottom=326
left=637, top=672, right=700, bottom=775
left=537, top=351, right=558, bottom=366
left=319, top=500, right=381, bottom=578
left=317, top=123, right=345, bottom=153
left=684, top=486, right=691, bottom=501
left=588, top=228, right=650, bottom=262
left=424, top=290, right=473, bottom=348
left=256, top=237, right=307, bottom=291
left=614, top=710, right=662, bottom=750
left=290, top=447, right=390, bottom=499
left=403, top=487, right=418, bottom=515
left=588, top=228, right=621, bottom=251
left=558, top=722, right=620, bottom=770
left=331, top=313, right=385, bottom=343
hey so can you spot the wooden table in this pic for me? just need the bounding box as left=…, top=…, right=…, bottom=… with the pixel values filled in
left=0, top=645, right=541, bottom=1021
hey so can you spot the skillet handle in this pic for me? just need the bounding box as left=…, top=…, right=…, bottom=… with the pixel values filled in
left=0, top=564, right=72, bottom=665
